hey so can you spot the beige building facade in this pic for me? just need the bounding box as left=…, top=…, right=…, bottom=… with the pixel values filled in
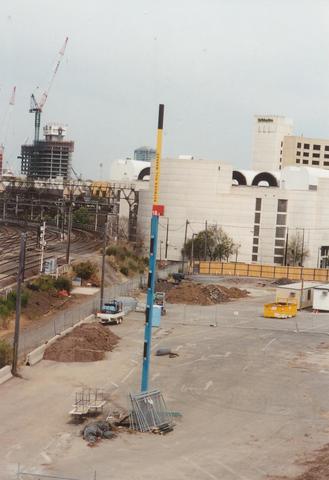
left=252, top=115, right=293, bottom=171
left=138, top=157, right=329, bottom=268
left=281, top=135, right=329, bottom=170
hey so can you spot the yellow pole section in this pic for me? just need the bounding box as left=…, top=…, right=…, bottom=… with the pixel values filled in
left=153, top=104, right=164, bottom=206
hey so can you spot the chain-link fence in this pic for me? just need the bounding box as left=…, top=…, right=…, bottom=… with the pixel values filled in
left=16, top=275, right=146, bottom=357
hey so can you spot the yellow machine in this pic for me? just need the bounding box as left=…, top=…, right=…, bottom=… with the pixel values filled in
left=264, top=302, right=297, bottom=319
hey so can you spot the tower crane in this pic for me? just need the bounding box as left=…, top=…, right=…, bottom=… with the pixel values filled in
left=0, top=86, right=16, bottom=173
left=30, top=37, right=68, bottom=143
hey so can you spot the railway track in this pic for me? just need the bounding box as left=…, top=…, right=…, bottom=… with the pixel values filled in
left=0, top=222, right=102, bottom=289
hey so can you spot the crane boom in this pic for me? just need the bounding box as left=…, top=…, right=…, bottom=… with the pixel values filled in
left=29, top=37, right=69, bottom=143
left=39, top=36, right=68, bottom=110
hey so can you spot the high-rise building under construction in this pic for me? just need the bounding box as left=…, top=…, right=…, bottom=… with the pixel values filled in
left=20, top=124, right=74, bottom=180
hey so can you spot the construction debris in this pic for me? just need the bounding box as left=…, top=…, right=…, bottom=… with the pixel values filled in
left=164, top=281, right=248, bottom=306
left=82, top=421, right=116, bottom=445
left=70, top=388, right=106, bottom=418
left=44, top=323, right=120, bottom=362
left=129, top=389, right=174, bottom=434
left=155, top=348, right=179, bottom=358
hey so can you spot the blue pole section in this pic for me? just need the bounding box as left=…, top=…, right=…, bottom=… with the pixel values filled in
left=141, top=213, right=159, bottom=392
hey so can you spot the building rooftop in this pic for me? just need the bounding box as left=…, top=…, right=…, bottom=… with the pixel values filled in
left=276, top=281, right=322, bottom=290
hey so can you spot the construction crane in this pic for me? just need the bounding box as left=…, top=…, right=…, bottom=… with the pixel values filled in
left=30, top=37, right=68, bottom=144
left=0, top=86, right=16, bottom=173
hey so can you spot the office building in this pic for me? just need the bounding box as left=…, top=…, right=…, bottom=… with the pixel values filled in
left=21, top=124, right=74, bottom=180
left=281, top=135, right=329, bottom=170
left=252, top=115, right=293, bottom=171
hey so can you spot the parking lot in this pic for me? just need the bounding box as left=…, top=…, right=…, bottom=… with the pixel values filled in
left=1, top=283, right=329, bottom=479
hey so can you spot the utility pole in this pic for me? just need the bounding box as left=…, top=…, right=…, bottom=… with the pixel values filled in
left=100, top=221, right=108, bottom=310
left=66, top=203, right=73, bottom=264
left=204, top=220, right=208, bottom=260
left=12, top=233, right=27, bottom=376
left=191, top=233, right=196, bottom=272
left=165, top=217, right=169, bottom=261
left=181, top=219, right=189, bottom=273
left=301, top=228, right=305, bottom=267
left=2, top=195, right=6, bottom=220
left=94, top=202, right=99, bottom=232
left=39, top=221, right=46, bottom=273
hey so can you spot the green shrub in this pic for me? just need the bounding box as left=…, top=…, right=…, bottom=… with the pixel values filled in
left=0, top=290, right=29, bottom=316
left=0, top=339, right=12, bottom=368
left=54, top=276, right=72, bottom=293
left=73, top=261, right=97, bottom=280
left=106, top=245, right=118, bottom=256
left=37, top=276, right=56, bottom=292
left=127, top=258, right=139, bottom=272
left=119, top=266, right=129, bottom=276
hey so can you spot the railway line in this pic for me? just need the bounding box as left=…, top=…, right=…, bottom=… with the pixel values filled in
left=0, top=222, right=102, bottom=289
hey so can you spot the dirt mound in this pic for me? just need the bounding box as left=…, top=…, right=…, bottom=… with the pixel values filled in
left=269, top=443, right=329, bottom=479
left=44, top=323, right=120, bottom=362
left=272, top=277, right=295, bottom=286
left=166, top=282, right=248, bottom=305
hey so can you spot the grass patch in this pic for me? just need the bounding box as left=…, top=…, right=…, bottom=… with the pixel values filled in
left=107, top=243, right=147, bottom=276
left=0, top=291, right=29, bottom=329
left=0, top=339, right=12, bottom=368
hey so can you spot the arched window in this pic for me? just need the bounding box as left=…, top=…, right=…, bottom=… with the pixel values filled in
left=232, top=171, right=247, bottom=186
left=252, top=172, right=278, bottom=187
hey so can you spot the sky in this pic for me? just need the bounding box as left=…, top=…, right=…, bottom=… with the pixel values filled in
left=0, top=0, right=329, bottom=179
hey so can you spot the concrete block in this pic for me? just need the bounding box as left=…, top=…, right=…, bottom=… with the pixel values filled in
left=26, top=344, right=47, bottom=366
left=0, top=365, right=12, bottom=385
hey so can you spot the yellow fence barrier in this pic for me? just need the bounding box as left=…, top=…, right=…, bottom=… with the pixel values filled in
left=194, top=261, right=329, bottom=282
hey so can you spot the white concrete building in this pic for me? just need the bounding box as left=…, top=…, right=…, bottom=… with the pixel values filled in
left=110, top=158, right=150, bottom=182
left=252, top=115, right=293, bottom=171
left=138, top=157, right=329, bottom=267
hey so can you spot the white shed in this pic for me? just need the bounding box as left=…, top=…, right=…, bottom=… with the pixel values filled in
left=275, top=282, right=321, bottom=310
left=313, top=284, right=329, bottom=311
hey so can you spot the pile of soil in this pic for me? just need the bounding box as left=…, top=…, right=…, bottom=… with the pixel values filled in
left=272, top=278, right=295, bottom=286
left=44, top=323, right=120, bottom=362
left=269, top=443, right=329, bottom=479
left=165, top=282, right=248, bottom=305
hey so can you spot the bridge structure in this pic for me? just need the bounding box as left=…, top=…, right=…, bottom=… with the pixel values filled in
left=0, top=177, right=140, bottom=242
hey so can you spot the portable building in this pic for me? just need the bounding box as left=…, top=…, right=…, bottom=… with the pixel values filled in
left=275, top=282, right=321, bottom=310
left=313, top=284, right=329, bottom=311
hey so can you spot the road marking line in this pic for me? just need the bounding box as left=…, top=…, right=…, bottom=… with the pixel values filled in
left=182, top=457, right=219, bottom=480
left=262, top=338, right=277, bottom=351
left=121, top=367, right=136, bottom=383
left=213, top=459, right=251, bottom=480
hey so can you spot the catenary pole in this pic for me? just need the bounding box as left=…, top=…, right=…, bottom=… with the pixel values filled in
left=12, top=233, right=27, bottom=375
left=100, top=221, right=108, bottom=310
left=181, top=219, right=189, bottom=273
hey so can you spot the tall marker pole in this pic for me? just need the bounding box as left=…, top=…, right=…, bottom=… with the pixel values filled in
left=141, top=104, right=165, bottom=392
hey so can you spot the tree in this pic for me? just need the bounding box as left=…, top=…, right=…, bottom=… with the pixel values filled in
left=73, top=207, right=90, bottom=225
left=183, top=226, right=236, bottom=262
left=286, top=233, right=309, bottom=266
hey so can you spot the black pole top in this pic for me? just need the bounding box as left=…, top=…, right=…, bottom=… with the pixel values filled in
left=158, top=104, right=164, bottom=130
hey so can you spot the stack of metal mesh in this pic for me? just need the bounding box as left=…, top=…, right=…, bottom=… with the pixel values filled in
left=129, top=389, right=174, bottom=434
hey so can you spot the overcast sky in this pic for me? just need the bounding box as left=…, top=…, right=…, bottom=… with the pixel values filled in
left=1, top=0, right=329, bottom=178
